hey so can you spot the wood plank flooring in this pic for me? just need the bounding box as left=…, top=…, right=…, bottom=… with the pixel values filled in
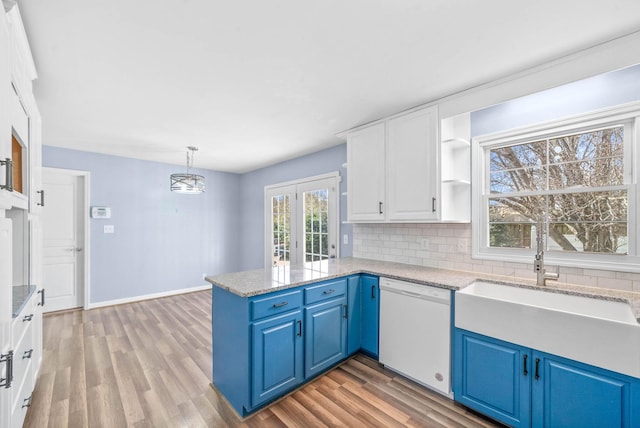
left=24, top=290, right=502, bottom=427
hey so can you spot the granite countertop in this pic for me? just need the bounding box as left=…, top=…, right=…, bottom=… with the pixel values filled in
left=206, top=257, right=640, bottom=322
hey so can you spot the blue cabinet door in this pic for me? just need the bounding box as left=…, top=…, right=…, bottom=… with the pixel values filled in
left=531, top=351, right=639, bottom=428
left=360, top=275, right=379, bottom=358
left=251, top=310, right=303, bottom=408
left=346, top=275, right=362, bottom=356
left=453, top=329, right=531, bottom=427
left=305, top=296, right=347, bottom=378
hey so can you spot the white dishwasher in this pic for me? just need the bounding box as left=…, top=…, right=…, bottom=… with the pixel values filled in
left=379, top=277, right=451, bottom=396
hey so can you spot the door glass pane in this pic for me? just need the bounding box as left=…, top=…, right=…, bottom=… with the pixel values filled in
left=304, top=189, right=329, bottom=262
left=272, top=194, right=291, bottom=267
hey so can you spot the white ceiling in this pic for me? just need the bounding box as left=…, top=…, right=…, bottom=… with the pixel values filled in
left=17, top=0, right=640, bottom=173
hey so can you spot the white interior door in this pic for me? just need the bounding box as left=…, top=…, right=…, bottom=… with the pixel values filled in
left=42, top=168, right=86, bottom=312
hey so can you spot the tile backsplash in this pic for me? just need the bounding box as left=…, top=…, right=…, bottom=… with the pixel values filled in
left=352, top=223, right=640, bottom=293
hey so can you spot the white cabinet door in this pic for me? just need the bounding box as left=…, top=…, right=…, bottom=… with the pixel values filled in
left=29, top=112, right=42, bottom=214
left=0, top=12, right=10, bottom=173
left=387, top=106, right=439, bottom=221
left=347, top=123, right=386, bottom=221
left=0, top=218, right=12, bottom=428
left=30, top=216, right=43, bottom=378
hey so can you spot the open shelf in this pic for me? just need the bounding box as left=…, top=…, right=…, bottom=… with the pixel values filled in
left=442, top=179, right=471, bottom=186
left=442, top=137, right=470, bottom=150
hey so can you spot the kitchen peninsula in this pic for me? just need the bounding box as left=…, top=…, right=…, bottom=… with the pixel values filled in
left=207, top=257, right=640, bottom=423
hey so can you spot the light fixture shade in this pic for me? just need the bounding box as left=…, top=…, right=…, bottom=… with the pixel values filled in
left=171, top=146, right=205, bottom=194
left=170, top=173, right=205, bottom=194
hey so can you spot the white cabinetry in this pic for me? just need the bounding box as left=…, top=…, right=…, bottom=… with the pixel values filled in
left=346, top=123, right=386, bottom=221
left=0, top=218, right=12, bottom=428
left=387, top=107, right=439, bottom=221
left=0, top=5, right=10, bottom=175
left=345, top=105, right=469, bottom=223
left=440, top=113, right=470, bottom=222
left=0, top=4, right=42, bottom=428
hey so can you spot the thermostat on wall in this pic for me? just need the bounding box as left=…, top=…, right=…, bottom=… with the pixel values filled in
left=91, top=206, right=111, bottom=219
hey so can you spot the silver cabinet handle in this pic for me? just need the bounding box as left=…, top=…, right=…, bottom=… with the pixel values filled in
left=0, top=351, right=13, bottom=388
left=432, top=197, right=437, bottom=213
left=36, top=190, right=45, bottom=206
left=0, top=158, right=13, bottom=191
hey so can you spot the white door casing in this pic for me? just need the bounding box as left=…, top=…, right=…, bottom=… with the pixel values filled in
left=41, top=168, right=88, bottom=312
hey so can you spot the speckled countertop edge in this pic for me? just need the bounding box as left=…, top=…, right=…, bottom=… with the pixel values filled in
left=206, top=257, right=640, bottom=323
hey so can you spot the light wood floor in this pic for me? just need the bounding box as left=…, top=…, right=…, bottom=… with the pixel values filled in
left=24, top=290, right=502, bottom=427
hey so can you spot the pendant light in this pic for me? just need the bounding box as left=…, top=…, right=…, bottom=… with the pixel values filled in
left=170, top=146, right=205, bottom=194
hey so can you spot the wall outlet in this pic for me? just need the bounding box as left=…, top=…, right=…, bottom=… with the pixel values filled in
left=419, top=237, right=429, bottom=249
left=202, top=273, right=207, bottom=280
left=104, top=225, right=115, bottom=234
left=456, top=239, right=468, bottom=253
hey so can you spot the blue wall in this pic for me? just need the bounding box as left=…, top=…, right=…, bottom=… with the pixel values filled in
left=238, top=144, right=351, bottom=270
left=43, top=146, right=242, bottom=304
left=471, top=64, right=640, bottom=136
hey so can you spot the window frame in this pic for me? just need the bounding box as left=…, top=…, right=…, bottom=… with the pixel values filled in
left=472, top=102, right=640, bottom=273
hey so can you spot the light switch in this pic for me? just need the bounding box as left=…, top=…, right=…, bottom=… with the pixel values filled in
left=104, top=225, right=115, bottom=234
left=343, top=234, right=349, bottom=245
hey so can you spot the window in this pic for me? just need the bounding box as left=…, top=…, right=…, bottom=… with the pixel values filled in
left=265, top=173, right=339, bottom=268
left=473, top=103, right=640, bottom=272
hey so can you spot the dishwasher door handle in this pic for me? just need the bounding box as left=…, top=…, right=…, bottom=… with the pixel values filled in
left=400, top=290, right=424, bottom=298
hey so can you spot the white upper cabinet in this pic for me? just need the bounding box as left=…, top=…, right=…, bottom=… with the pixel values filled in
left=387, top=106, right=439, bottom=221
left=0, top=11, right=10, bottom=179
left=347, top=123, right=386, bottom=221
left=344, top=105, right=470, bottom=223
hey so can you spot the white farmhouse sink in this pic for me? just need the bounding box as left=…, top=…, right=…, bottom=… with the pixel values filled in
left=455, top=281, right=640, bottom=378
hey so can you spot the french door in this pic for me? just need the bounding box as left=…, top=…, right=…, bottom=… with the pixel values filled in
left=265, top=174, right=339, bottom=268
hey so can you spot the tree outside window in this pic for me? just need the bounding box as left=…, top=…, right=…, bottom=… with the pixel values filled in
left=488, top=125, right=628, bottom=254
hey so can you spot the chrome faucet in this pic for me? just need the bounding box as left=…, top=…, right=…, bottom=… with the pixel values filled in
left=534, top=223, right=559, bottom=286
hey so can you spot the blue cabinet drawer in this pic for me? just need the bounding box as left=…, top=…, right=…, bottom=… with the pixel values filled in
left=251, top=290, right=303, bottom=321
left=305, top=279, right=346, bottom=305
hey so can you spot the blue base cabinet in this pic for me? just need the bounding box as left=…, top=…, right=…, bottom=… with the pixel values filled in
left=454, top=330, right=530, bottom=427
left=346, top=276, right=362, bottom=356
left=360, top=275, right=379, bottom=358
left=453, top=329, right=640, bottom=427
left=532, top=352, right=638, bottom=428
left=346, top=274, right=379, bottom=358
left=251, top=310, right=304, bottom=408
left=213, top=274, right=379, bottom=417
left=304, top=296, right=347, bottom=378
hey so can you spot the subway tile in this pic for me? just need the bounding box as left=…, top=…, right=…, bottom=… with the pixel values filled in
left=437, top=228, right=455, bottom=237
left=585, top=269, right=617, bottom=278
left=564, top=274, right=599, bottom=287
left=596, top=277, right=633, bottom=292
left=615, top=271, right=640, bottom=281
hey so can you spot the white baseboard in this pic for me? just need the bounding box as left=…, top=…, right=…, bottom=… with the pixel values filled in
left=86, top=284, right=212, bottom=310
